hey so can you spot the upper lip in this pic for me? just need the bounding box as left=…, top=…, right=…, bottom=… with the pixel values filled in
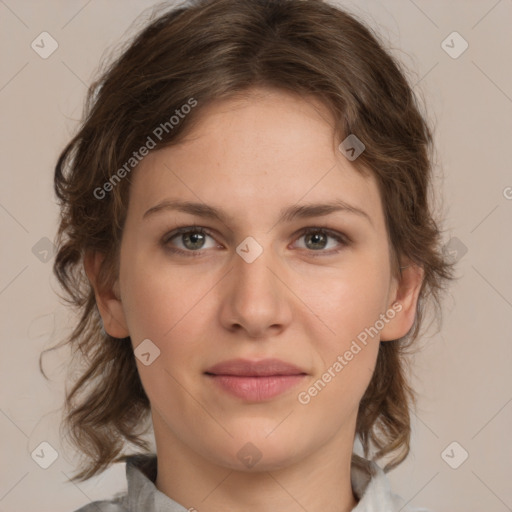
left=204, top=358, right=307, bottom=377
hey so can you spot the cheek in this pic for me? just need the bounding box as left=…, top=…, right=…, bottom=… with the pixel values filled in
left=120, top=260, right=212, bottom=410
left=294, top=269, right=385, bottom=401
left=293, top=260, right=391, bottom=346
left=120, top=250, right=212, bottom=342
left=291, top=261, right=388, bottom=410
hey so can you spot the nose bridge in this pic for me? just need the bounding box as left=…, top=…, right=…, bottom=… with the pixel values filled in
left=220, top=235, right=291, bottom=336
left=233, top=235, right=279, bottom=303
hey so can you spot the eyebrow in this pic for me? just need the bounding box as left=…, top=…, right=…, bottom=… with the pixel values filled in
left=143, top=199, right=373, bottom=227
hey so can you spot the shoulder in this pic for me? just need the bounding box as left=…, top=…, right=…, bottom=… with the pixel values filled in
left=351, top=455, right=433, bottom=512
left=70, top=453, right=156, bottom=512
left=71, top=497, right=128, bottom=512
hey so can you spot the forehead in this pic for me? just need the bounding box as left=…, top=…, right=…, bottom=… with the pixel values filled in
left=128, top=88, right=385, bottom=231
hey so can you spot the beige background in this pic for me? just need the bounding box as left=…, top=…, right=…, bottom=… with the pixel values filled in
left=1, top=0, right=511, bottom=511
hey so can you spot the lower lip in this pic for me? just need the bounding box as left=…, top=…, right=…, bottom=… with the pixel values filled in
left=206, top=374, right=306, bottom=401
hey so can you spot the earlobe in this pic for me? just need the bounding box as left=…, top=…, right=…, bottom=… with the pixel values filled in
left=83, top=250, right=130, bottom=339
left=380, top=263, right=424, bottom=342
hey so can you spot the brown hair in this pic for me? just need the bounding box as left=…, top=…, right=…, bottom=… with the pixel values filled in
left=42, top=0, right=455, bottom=482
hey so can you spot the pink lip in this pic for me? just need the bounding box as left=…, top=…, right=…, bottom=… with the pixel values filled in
left=204, top=358, right=307, bottom=402
left=205, top=358, right=306, bottom=376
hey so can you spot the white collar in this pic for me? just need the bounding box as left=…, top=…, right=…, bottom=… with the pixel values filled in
left=116, top=453, right=425, bottom=512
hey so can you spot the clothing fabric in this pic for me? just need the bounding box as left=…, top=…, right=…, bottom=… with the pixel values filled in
left=72, top=453, right=431, bottom=512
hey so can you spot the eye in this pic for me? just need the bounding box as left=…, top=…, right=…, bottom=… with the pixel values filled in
left=163, top=226, right=219, bottom=256
left=293, top=227, right=349, bottom=255
left=162, top=225, right=350, bottom=257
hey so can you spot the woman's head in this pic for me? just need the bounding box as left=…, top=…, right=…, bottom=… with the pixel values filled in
left=49, top=0, right=454, bottom=482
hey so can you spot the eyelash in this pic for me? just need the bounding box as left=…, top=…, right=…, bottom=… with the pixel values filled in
left=161, top=225, right=350, bottom=258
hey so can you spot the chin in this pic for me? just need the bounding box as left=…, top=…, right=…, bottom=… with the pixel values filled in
left=203, top=428, right=312, bottom=472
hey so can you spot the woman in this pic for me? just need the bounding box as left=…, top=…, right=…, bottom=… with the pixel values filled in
left=48, top=0, right=454, bottom=510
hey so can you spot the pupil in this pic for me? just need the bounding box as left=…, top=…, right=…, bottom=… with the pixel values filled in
left=307, top=232, right=326, bottom=250
left=184, top=232, right=204, bottom=249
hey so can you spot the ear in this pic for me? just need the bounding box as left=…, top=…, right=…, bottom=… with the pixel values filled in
left=83, top=250, right=130, bottom=339
left=380, top=261, right=424, bottom=342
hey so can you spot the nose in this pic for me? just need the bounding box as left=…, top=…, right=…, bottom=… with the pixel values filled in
left=218, top=240, right=293, bottom=339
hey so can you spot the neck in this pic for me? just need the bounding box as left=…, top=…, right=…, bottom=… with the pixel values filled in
left=153, top=412, right=359, bottom=512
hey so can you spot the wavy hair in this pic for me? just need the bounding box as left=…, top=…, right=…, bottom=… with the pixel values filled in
left=41, top=0, right=456, bottom=482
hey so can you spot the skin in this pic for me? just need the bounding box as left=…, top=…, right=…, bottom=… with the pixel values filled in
left=86, top=87, right=423, bottom=512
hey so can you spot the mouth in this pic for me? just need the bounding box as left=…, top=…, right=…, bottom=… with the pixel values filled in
left=204, top=358, right=307, bottom=402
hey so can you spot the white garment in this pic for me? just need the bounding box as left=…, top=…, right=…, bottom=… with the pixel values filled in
left=73, top=453, right=432, bottom=511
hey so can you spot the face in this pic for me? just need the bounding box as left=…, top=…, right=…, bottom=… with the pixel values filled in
left=97, top=87, right=416, bottom=472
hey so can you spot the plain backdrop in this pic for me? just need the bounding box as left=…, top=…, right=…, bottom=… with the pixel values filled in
left=1, top=1, right=511, bottom=511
